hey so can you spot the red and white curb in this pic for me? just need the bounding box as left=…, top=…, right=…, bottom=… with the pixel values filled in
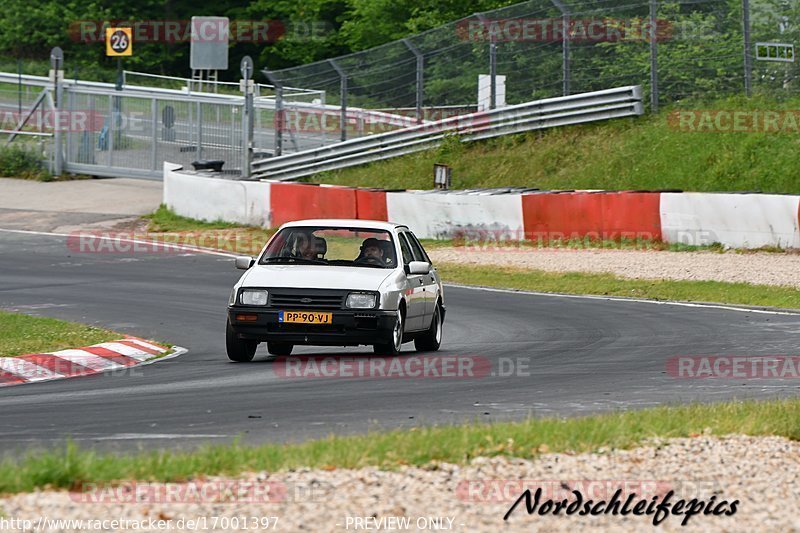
left=0, top=337, right=186, bottom=387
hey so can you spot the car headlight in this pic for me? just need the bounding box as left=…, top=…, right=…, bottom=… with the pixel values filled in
left=229, top=287, right=237, bottom=306
left=346, top=292, right=377, bottom=309
left=240, top=289, right=269, bottom=306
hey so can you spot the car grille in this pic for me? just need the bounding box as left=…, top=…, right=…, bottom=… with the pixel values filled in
left=268, top=290, right=346, bottom=310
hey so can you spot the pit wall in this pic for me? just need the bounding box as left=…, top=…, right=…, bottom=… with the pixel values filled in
left=164, top=165, right=800, bottom=249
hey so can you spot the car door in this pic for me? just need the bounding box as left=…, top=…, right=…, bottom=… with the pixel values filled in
left=405, top=232, right=439, bottom=329
left=398, top=232, right=425, bottom=331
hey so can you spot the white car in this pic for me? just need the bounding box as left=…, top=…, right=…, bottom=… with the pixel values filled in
left=226, top=219, right=445, bottom=361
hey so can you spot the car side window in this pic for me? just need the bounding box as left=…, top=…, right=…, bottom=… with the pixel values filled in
left=398, top=233, right=415, bottom=265
left=406, top=233, right=432, bottom=264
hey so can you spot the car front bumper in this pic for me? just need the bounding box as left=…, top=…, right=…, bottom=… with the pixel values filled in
left=227, top=307, right=397, bottom=346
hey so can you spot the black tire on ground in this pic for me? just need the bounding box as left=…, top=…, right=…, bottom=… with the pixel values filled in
left=374, top=307, right=404, bottom=356
left=414, top=302, right=443, bottom=352
left=267, top=342, right=293, bottom=356
left=226, top=319, right=258, bottom=362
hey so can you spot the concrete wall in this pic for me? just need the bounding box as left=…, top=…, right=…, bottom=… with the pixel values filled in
left=163, top=165, right=800, bottom=249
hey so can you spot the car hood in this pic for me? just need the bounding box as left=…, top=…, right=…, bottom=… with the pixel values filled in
left=241, top=264, right=395, bottom=291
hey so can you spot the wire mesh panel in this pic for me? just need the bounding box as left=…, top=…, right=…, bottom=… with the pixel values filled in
left=62, top=85, right=244, bottom=178
left=265, top=0, right=791, bottom=113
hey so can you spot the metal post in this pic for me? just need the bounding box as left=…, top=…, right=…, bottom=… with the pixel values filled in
left=403, top=39, right=424, bottom=124
left=274, top=84, right=283, bottom=156
left=551, top=0, right=570, bottom=96
left=743, top=0, right=752, bottom=97
left=489, top=41, right=497, bottom=109
left=475, top=13, right=498, bottom=108
left=329, top=60, right=348, bottom=141
left=241, top=56, right=254, bottom=178
left=650, top=0, right=659, bottom=112
left=17, top=60, right=21, bottom=116
left=150, top=98, right=157, bottom=171
left=263, top=70, right=283, bottom=157
left=107, top=94, right=114, bottom=168
left=197, top=102, right=203, bottom=161
left=50, top=47, right=64, bottom=176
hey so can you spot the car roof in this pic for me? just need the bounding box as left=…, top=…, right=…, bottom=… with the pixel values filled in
left=278, top=219, right=408, bottom=232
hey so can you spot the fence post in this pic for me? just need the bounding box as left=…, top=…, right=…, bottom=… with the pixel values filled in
left=17, top=59, right=22, bottom=116
left=550, top=0, right=570, bottom=96
left=50, top=47, right=64, bottom=176
left=240, top=56, right=254, bottom=178
left=329, top=59, right=348, bottom=142
left=402, top=39, right=424, bottom=124
left=263, top=70, right=283, bottom=157
left=650, top=0, right=659, bottom=113
left=150, top=97, right=157, bottom=171
left=475, top=14, right=497, bottom=109
left=742, top=0, right=752, bottom=96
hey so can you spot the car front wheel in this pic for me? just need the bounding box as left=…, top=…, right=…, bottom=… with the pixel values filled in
left=374, top=308, right=404, bottom=356
left=414, top=303, right=443, bottom=352
left=226, top=319, right=258, bottom=362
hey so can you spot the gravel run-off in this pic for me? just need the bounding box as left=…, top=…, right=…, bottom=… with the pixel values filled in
left=1, top=435, right=798, bottom=532
left=429, top=247, right=800, bottom=289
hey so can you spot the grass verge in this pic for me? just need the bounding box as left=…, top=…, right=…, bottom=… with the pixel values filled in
left=309, top=96, right=800, bottom=193
left=1, top=398, right=798, bottom=494
left=143, top=205, right=275, bottom=255
left=439, top=264, right=800, bottom=310
left=0, top=310, right=119, bottom=357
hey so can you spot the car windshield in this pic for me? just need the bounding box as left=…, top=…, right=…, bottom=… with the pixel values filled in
left=259, top=227, right=397, bottom=269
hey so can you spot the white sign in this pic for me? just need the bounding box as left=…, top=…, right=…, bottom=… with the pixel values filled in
left=190, top=16, right=229, bottom=70
left=478, top=74, right=506, bottom=111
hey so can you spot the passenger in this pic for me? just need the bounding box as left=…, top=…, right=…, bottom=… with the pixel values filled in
left=358, top=237, right=385, bottom=263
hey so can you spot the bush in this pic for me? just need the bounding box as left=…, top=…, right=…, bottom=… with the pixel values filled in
left=0, top=145, right=50, bottom=180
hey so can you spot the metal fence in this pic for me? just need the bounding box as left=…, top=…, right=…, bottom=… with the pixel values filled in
left=252, top=86, right=644, bottom=181
left=264, top=0, right=799, bottom=117
left=0, top=69, right=424, bottom=179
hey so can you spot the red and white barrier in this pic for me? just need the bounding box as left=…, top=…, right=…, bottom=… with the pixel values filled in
left=163, top=165, right=800, bottom=249
left=386, top=191, right=524, bottom=239
left=660, top=192, right=800, bottom=249
left=0, top=337, right=180, bottom=387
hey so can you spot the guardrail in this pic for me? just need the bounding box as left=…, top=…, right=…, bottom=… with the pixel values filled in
left=251, top=86, right=644, bottom=181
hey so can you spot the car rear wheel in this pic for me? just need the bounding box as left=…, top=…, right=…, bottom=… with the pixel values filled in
left=267, top=342, right=293, bottom=356
left=414, top=303, right=443, bottom=352
left=226, top=320, right=258, bottom=362
left=374, top=308, right=404, bottom=356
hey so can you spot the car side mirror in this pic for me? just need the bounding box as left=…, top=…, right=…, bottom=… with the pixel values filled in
left=235, top=256, right=255, bottom=270
left=407, top=261, right=431, bottom=275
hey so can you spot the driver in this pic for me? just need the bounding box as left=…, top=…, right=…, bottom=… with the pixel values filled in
left=293, top=232, right=317, bottom=260
left=358, top=238, right=385, bottom=263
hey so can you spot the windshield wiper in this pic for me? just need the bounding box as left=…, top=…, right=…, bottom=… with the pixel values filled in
left=261, top=256, right=326, bottom=265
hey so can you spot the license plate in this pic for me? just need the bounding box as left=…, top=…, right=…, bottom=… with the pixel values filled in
left=278, top=310, right=333, bottom=324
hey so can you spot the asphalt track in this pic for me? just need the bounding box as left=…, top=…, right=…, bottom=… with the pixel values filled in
left=1, top=229, right=800, bottom=454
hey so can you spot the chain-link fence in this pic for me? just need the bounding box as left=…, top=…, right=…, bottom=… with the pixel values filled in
left=265, top=0, right=799, bottom=118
